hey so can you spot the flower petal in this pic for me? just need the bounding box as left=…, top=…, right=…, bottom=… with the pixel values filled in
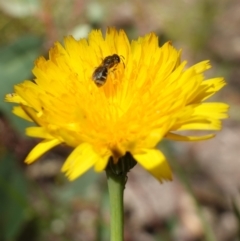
left=12, top=106, right=33, bottom=122
left=134, top=149, right=172, bottom=182
left=190, top=78, right=226, bottom=103
left=94, top=154, right=111, bottom=172
left=192, top=103, right=229, bottom=119
left=25, top=138, right=62, bottom=164
left=191, top=60, right=211, bottom=73
left=61, top=143, right=100, bottom=180
left=174, top=118, right=222, bottom=131
left=171, top=103, right=229, bottom=132
left=26, top=127, right=54, bottom=139
left=5, top=93, right=27, bottom=104
left=166, top=132, right=215, bottom=141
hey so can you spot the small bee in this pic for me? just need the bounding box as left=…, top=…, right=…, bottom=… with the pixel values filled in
left=92, top=54, right=124, bottom=87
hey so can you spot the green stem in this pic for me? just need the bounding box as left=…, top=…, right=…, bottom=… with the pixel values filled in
left=106, top=169, right=126, bottom=241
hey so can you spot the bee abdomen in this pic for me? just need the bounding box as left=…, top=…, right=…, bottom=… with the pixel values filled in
left=92, top=66, right=108, bottom=87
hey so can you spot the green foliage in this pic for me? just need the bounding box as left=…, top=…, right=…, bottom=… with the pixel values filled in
left=0, top=152, right=29, bottom=241
left=0, top=35, right=43, bottom=135
left=232, top=199, right=240, bottom=238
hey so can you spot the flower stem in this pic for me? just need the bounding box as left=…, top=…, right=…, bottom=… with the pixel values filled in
left=106, top=168, right=126, bottom=241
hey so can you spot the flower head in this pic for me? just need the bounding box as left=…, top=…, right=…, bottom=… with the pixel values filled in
left=5, top=28, right=228, bottom=182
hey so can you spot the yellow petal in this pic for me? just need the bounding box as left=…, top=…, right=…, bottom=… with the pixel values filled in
left=172, top=103, right=229, bottom=132
left=191, top=78, right=226, bottom=103
left=26, top=126, right=54, bottom=139
left=12, top=106, right=33, bottom=122
left=5, top=93, right=27, bottom=104
left=141, top=118, right=176, bottom=149
left=94, top=153, right=111, bottom=172
left=166, top=132, right=215, bottom=141
left=61, top=143, right=100, bottom=180
left=25, top=138, right=62, bottom=164
left=175, top=118, right=222, bottom=131
left=192, top=103, right=229, bottom=119
left=134, top=149, right=172, bottom=182
left=14, top=81, right=44, bottom=112
left=191, top=60, right=211, bottom=74
left=21, top=105, right=43, bottom=125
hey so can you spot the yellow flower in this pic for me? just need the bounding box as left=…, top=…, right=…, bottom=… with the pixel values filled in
left=5, top=28, right=228, bottom=182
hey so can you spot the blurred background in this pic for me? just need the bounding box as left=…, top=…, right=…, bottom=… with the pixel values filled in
left=0, top=0, right=239, bottom=240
